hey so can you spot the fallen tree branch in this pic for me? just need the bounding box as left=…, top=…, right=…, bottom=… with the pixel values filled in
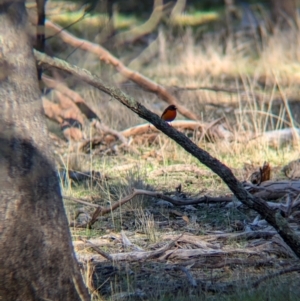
left=81, top=238, right=113, bottom=261
left=249, top=180, right=300, bottom=200
left=203, top=231, right=277, bottom=242
left=43, top=20, right=198, bottom=121
left=64, top=195, right=100, bottom=208
left=162, top=231, right=277, bottom=244
left=121, top=122, right=197, bottom=136
left=255, top=128, right=300, bottom=147
left=35, top=50, right=300, bottom=258
left=123, top=189, right=231, bottom=206
left=65, top=187, right=229, bottom=228
left=65, top=188, right=232, bottom=227
left=120, top=119, right=233, bottom=142
left=87, top=234, right=184, bottom=262
left=160, top=248, right=265, bottom=261
left=190, top=258, right=275, bottom=269
left=92, top=120, right=129, bottom=146
left=82, top=244, right=274, bottom=265
left=42, top=74, right=100, bottom=121
left=66, top=188, right=232, bottom=209
left=171, top=84, right=248, bottom=94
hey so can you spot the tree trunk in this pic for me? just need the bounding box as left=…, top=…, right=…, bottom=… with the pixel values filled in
left=0, top=2, right=90, bottom=300
left=270, top=0, right=298, bottom=29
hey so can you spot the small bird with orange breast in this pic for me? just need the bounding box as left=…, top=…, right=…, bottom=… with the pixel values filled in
left=161, top=105, right=177, bottom=124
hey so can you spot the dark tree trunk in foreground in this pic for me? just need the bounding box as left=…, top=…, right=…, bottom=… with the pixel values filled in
left=0, top=2, right=90, bottom=300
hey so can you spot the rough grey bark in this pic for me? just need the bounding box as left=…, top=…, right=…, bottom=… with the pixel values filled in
left=0, top=2, right=90, bottom=300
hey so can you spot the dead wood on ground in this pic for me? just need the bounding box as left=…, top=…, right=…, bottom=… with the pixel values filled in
left=84, top=258, right=300, bottom=297
left=74, top=229, right=300, bottom=297
left=41, top=20, right=198, bottom=120
left=85, top=234, right=183, bottom=262
left=65, top=188, right=233, bottom=228
left=42, top=74, right=100, bottom=121
left=253, top=128, right=300, bottom=146
left=42, top=93, right=85, bottom=141
left=77, top=231, right=286, bottom=264
left=121, top=119, right=233, bottom=143
left=93, top=120, right=128, bottom=145
left=66, top=180, right=300, bottom=229
left=246, top=179, right=300, bottom=200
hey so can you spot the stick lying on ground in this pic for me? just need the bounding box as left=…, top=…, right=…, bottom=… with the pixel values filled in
left=64, top=189, right=232, bottom=228
left=121, top=119, right=233, bottom=142
left=83, top=234, right=183, bottom=262
left=42, top=74, right=100, bottom=121
left=66, top=182, right=300, bottom=231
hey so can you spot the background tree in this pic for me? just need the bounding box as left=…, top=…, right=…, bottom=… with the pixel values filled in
left=269, top=0, right=298, bottom=28
left=0, top=1, right=90, bottom=300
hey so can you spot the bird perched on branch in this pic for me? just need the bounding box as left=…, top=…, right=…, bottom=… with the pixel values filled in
left=161, top=105, right=177, bottom=124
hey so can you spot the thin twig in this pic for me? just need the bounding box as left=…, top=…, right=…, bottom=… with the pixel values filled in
left=63, top=195, right=100, bottom=208
left=144, top=233, right=184, bottom=261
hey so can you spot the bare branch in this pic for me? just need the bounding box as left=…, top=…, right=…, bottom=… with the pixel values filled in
left=64, top=195, right=100, bottom=208
left=42, top=74, right=100, bottom=121
left=120, top=119, right=232, bottom=142
left=43, top=20, right=198, bottom=120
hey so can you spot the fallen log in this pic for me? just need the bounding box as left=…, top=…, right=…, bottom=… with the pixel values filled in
left=248, top=180, right=300, bottom=200
left=121, top=119, right=233, bottom=142
left=254, top=128, right=300, bottom=146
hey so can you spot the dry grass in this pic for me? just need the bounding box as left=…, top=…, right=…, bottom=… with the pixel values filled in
left=51, top=18, right=300, bottom=300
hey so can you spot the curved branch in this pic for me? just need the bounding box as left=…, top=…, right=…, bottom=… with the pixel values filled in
left=43, top=20, right=198, bottom=120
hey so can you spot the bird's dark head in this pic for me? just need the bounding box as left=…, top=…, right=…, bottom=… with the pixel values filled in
left=169, top=105, right=177, bottom=111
